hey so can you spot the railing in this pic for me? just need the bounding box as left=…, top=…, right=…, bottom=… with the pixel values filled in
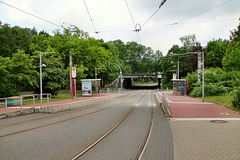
left=162, top=92, right=171, bottom=117
left=0, top=93, right=51, bottom=117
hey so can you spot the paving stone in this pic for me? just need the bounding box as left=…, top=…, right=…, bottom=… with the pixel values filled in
left=171, top=120, right=240, bottom=160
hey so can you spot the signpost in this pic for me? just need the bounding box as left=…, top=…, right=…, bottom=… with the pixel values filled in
left=71, top=67, right=77, bottom=99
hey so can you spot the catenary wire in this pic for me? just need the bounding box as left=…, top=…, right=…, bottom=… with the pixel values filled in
left=142, top=0, right=167, bottom=28
left=125, top=0, right=136, bottom=27
left=176, top=0, right=233, bottom=24
left=124, top=0, right=141, bottom=43
left=0, top=1, right=61, bottom=28
left=83, top=0, right=100, bottom=37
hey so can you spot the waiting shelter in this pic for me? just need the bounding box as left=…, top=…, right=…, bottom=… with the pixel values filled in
left=171, top=79, right=187, bottom=96
left=81, top=79, right=101, bottom=96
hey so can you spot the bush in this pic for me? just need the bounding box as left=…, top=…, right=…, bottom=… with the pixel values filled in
left=0, top=83, right=18, bottom=98
left=189, top=82, right=228, bottom=97
left=232, top=87, right=240, bottom=109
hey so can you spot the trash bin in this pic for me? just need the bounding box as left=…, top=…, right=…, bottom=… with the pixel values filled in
left=7, top=97, right=21, bottom=106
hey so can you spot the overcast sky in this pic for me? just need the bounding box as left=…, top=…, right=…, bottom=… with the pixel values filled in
left=0, top=0, right=239, bottom=55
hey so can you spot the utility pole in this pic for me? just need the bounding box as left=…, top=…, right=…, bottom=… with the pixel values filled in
left=177, top=60, right=179, bottom=79
left=40, top=52, right=55, bottom=109
left=202, top=51, right=205, bottom=102
left=70, top=50, right=72, bottom=95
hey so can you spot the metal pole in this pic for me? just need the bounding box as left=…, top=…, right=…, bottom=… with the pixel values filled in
left=5, top=99, right=7, bottom=116
left=95, top=68, right=97, bottom=79
left=33, top=95, right=35, bottom=110
left=109, top=63, right=122, bottom=91
left=47, top=94, right=49, bottom=108
left=20, top=97, right=22, bottom=113
left=202, top=52, right=205, bottom=102
left=70, top=50, right=72, bottom=95
left=177, top=60, right=179, bottom=79
left=40, top=52, right=43, bottom=109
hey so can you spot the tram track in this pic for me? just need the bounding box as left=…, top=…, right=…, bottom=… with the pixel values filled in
left=72, top=90, right=153, bottom=160
left=136, top=90, right=154, bottom=160
left=0, top=92, right=137, bottom=128
left=0, top=90, right=144, bottom=139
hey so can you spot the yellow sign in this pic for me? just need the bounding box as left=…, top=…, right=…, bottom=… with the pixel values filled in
left=173, top=73, right=177, bottom=80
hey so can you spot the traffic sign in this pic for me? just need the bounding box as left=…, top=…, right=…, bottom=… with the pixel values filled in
left=72, top=67, right=77, bottom=78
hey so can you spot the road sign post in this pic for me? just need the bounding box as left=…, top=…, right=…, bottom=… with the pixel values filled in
left=72, top=67, right=77, bottom=99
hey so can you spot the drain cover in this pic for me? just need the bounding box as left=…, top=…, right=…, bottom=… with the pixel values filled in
left=219, top=112, right=230, bottom=115
left=210, top=120, right=228, bottom=123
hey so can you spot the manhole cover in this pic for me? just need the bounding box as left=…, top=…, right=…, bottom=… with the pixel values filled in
left=210, top=120, right=228, bottom=123
left=219, top=112, right=231, bottom=115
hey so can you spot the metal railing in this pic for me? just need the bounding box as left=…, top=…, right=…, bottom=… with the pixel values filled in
left=162, top=92, right=171, bottom=117
left=0, top=93, right=51, bottom=116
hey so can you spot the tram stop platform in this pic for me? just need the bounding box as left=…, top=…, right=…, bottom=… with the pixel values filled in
left=156, top=91, right=240, bottom=120
left=0, top=94, right=120, bottom=119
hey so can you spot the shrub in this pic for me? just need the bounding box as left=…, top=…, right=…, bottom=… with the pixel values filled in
left=189, top=82, right=228, bottom=97
left=232, top=87, right=240, bottom=109
left=0, top=83, right=18, bottom=98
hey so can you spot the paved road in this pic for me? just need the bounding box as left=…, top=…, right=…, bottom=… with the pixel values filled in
left=0, top=90, right=174, bottom=160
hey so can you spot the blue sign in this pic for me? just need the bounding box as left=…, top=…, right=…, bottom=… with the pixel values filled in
left=82, top=81, right=92, bottom=96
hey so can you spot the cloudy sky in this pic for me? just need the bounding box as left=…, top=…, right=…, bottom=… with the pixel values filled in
left=0, top=0, right=239, bottom=55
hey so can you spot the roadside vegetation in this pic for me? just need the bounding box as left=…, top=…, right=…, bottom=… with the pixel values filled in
left=0, top=18, right=240, bottom=110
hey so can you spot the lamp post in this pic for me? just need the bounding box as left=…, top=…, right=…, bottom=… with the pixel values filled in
left=108, top=62, right=122, bottom=90
left=95, top=68, right=104, bottom=79
left=40, top=52, right=55, bottom=109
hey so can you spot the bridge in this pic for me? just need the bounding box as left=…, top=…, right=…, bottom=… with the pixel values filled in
left=109, top=74, right=163, bottom=89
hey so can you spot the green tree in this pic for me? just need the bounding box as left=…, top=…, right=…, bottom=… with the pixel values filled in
left=0, top=22, right=37, bottom=57
left=0, top=56, right=18, bottom=97
left=222, top=41, right=240, bottom=71
left=230, top=19, right=240, bottom=42
left=35, top=55, right=66, bottom=95
left=10, top=50, right=38, bottom=91
left=205, top=39, right=228, bottom=68
left=179, top=34, right=197, bottom=51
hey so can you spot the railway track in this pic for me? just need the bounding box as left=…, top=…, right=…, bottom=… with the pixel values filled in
left=0, top=90, right=144, bottom=139
left=72, top=90, right=155, bottom=160
left=0, top=90, right=162, bottom=160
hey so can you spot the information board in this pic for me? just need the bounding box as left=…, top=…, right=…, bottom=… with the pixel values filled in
left=82, top=81, right=92, bottom=96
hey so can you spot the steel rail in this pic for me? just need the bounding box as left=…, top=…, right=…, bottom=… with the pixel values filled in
left=136, top=91, right=154, bottom=160
left=71, top=90, right=149, bottom=160
left=0, top=92, right=137, bottom=128
left=0, top=91, right=144, bottom=138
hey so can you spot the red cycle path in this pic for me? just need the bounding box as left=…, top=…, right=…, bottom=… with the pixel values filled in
left=156, top=92, right=240, bottom=118
left=0, top=94, right=116, bottom=115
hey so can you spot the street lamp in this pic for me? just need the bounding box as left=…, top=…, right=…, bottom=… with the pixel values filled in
left=40, top=52, right=55, bottom=109
left=95, top=68, right=104, bottom=79
left=108, top=62, right=123, bottom=90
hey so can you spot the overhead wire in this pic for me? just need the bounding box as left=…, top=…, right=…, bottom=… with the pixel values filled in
left=124, top=0, right=142, bottom=43
left=0, top=1, right=61, bottom=28
left=83, top=0, right=100, bottom=38
left=125, top=0, right=136, bottom=27
left=142, top=0, right=167, bottom=28
left=176, top=0, right=233, bottom=24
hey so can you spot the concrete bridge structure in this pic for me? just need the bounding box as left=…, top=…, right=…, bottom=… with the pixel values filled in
left=109, top=74, right=163, bottom=89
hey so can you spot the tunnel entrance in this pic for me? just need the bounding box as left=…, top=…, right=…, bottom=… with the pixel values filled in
left=123, top=74, right=162, bottom=89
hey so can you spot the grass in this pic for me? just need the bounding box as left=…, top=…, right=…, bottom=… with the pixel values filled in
left=21, top=94, right=82, bottom=105
left=197, top=95, right=240, bottom=113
